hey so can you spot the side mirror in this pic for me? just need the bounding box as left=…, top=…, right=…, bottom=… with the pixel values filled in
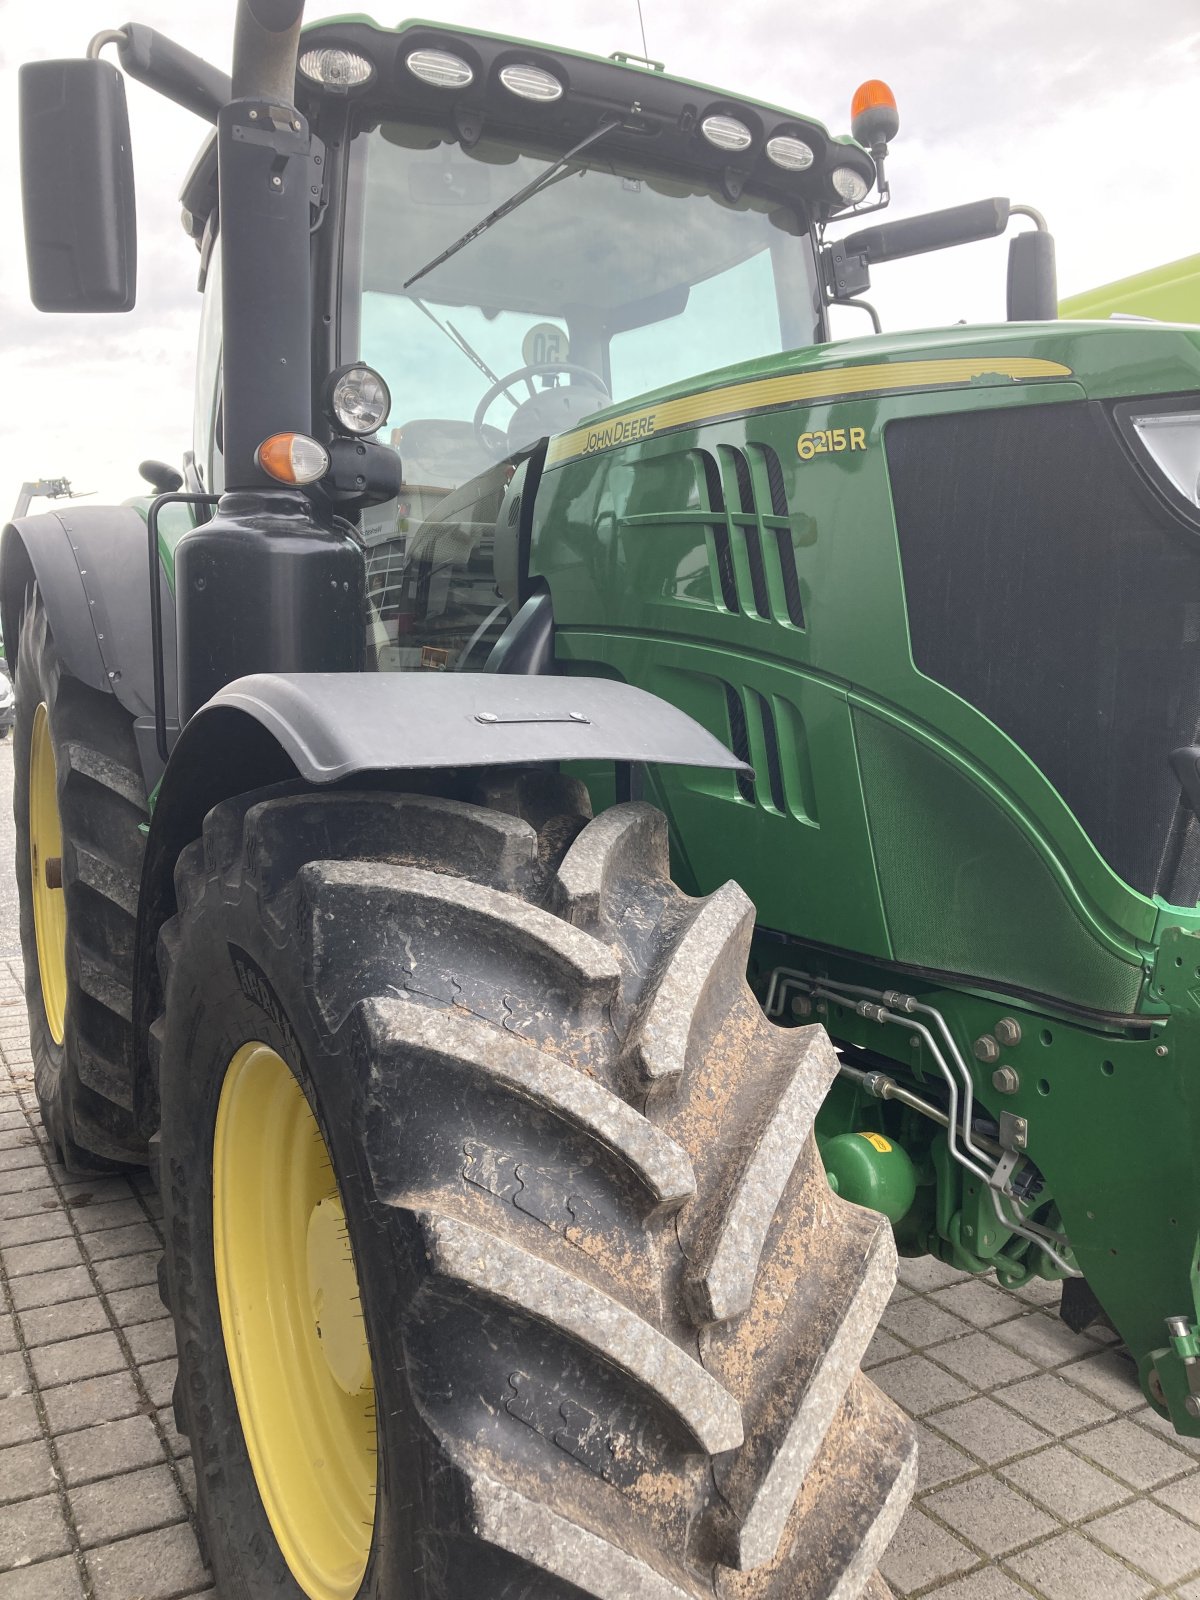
left=140, top=460, right=184, bottom=494
left=19, top=58, right=137, bottom=312
left=1007, top=229, right=1058, bottom=321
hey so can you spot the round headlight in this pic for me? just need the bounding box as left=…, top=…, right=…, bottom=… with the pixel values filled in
left=405, top=48, right=474, bottom=89
left=831, top=166, right=871, bottom=204
left=326, top=365, right=391, bottom=437
left=298, top=49, right=374, bottom=91
left=766, top=135, right=815, bottom=171
left=498, top=63, right=563, bottom=102
left=701, top=114, right=753, bottom=153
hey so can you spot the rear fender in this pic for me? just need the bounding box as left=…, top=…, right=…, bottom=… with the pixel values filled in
left=1, top=508, right=176, bottom=789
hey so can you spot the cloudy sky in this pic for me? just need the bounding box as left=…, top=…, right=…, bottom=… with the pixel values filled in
left=1, top=0, right=1197, bottom=509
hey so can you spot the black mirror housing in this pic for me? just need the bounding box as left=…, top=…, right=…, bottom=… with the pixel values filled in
left=20, top=58, right=137, bottom=312
left=1007, top=229, right=1058, bottom=321
left=842, top=198, right=1010, bottom=267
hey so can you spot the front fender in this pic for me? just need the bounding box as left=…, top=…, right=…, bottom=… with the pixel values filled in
left=184, top=671, right=743, bottom=784
left=130, top=670, right=747, bottom=1135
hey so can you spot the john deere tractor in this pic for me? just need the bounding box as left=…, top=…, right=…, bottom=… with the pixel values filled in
left=10, top=4, right=1200, bottom=1596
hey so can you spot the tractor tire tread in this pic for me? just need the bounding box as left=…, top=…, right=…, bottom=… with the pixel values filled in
left=156, top=779, right=912, bottom=1598
left=15, top=592, right=146, bottom=1170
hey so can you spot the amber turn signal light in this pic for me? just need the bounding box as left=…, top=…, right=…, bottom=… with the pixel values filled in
left=255, top=433, right=331, bottom=485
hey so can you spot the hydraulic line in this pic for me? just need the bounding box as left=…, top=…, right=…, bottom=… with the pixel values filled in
left=809, top=984, right=993, bottom=1186
left=768, top=967, right=1080, bottom=1275
left=768, top=967, right=992, bottom=1170
left=836, top=1060, right=1002, bottom=1158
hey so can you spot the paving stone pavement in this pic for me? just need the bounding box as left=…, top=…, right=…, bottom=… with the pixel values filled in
left=4, top=975, right=1199, bottom=1600
left=0, top=957, right=212, bottom=1600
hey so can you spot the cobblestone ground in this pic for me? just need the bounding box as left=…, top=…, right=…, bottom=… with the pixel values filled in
left=2, top=745, right=1200, bottom=1598
left=0, top=961, right=211, bottom=1599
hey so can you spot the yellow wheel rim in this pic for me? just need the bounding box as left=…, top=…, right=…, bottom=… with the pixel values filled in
left=214, top=1043, right=376, bottom=1598
left=29, top=703, right=67, bottom=1045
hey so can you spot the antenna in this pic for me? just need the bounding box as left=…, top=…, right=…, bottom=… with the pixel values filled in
left=635, top=0, right=649, bottom=59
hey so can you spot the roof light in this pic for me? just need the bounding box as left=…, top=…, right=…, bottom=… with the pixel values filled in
left=255, top=433, right=330, bottom=486
left=405, top=48, right=474, bottom=89
left=831, top=166, right=871, bottom=204
left=766, top=134, right=815, bottom=171
left=851, top=79, right=899, bottom=149
left=298, top=48, right=374, bottom=91
left=499, top=63, right=563, bottom=102
left=701, top=114, right=753, bottom=153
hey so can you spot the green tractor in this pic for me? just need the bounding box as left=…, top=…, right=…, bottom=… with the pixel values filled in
left=10, top=5, right=1200, bottom=1596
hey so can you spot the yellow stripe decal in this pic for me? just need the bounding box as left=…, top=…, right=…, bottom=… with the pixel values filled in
left=544, top=356, right=1074, bottom=467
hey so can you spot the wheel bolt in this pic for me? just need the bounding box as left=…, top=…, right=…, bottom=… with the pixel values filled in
left=44, top=856, right=62, bottom=890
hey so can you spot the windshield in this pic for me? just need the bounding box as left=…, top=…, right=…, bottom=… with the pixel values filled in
left=350, top=120, right=821, bottom=671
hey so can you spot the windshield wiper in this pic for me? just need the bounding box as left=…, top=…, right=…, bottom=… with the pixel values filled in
left=403, top=116, right=621, bottom=292
left=409, top=295, right=518, bottom=403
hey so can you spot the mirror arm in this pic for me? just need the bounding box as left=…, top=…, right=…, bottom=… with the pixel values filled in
left=1010, top=203, right=1049, bottom=232
left=89, top=25, right=231, bottom=123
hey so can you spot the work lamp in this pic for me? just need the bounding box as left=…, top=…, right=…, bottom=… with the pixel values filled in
left=766, top=135, right=814, bottom=171
left=499, top=63, right=563, bottom=101
left=405, top=48, right=474, bottom=89
left=325, top=365, right=392, bottom=437
left=701, top=114, right=753, bottom=152
left=298, top=48, right=373, bottom=90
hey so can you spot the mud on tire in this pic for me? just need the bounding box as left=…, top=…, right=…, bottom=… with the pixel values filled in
left=14, top=589, right=147, bottom=1170
left=157, top=776, right=914, bottom=1598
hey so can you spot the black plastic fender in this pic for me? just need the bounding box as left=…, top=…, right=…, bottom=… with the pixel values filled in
left=130, top=669, right=747, bottom=1135
left=1, top=506, right=176, bottom=787
left=170, top=670, right=745, bottom=787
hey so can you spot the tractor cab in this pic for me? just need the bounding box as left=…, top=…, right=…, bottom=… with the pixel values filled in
left=179, top=21, right=863, bottom=672
left=349, top=110, right=827, bottom=669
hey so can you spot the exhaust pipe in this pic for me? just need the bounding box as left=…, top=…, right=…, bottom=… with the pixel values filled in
left=232, top=0, right=304, bottom=103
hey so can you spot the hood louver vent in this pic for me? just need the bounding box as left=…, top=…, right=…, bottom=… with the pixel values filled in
left=694, top=444, right=804, bottom=628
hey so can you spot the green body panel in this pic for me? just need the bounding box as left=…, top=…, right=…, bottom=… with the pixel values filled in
left=537, top=320, right=1200, bottom=981
left=529, top=314, right=1200, bottom=1426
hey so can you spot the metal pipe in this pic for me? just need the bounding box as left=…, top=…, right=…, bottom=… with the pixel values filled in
left=811, top=985, right=995, bottom=1186
left=219, top=0, right=312, bottom=487
left=836, top=1060, right=1006, bottom=1158
left=768, top=967, right=992, bottom=1168
left=1010, top=203, right=1049, bottom=232
left=86, top=29, right=128, bottom=60
left=837, top=1061, right=949, bottom=1128
left=770, top=967, right=1080, bottom=1275
left=232, top=0, right=304, bottom=103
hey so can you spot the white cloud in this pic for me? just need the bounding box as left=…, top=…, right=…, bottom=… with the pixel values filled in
left=1, top=0, right=1196, bottom=509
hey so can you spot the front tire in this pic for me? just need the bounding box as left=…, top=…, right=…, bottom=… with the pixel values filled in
left=14, top=591, right=148, bottom=1169
left=158, top=780, right=914, bottom=1598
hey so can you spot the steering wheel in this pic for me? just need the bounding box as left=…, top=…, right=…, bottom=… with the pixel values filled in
left=473, top=362, right=611, bottom=456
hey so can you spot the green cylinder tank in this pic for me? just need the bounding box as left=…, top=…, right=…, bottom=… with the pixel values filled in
left=822, top=1130, right=918, bottom=1224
